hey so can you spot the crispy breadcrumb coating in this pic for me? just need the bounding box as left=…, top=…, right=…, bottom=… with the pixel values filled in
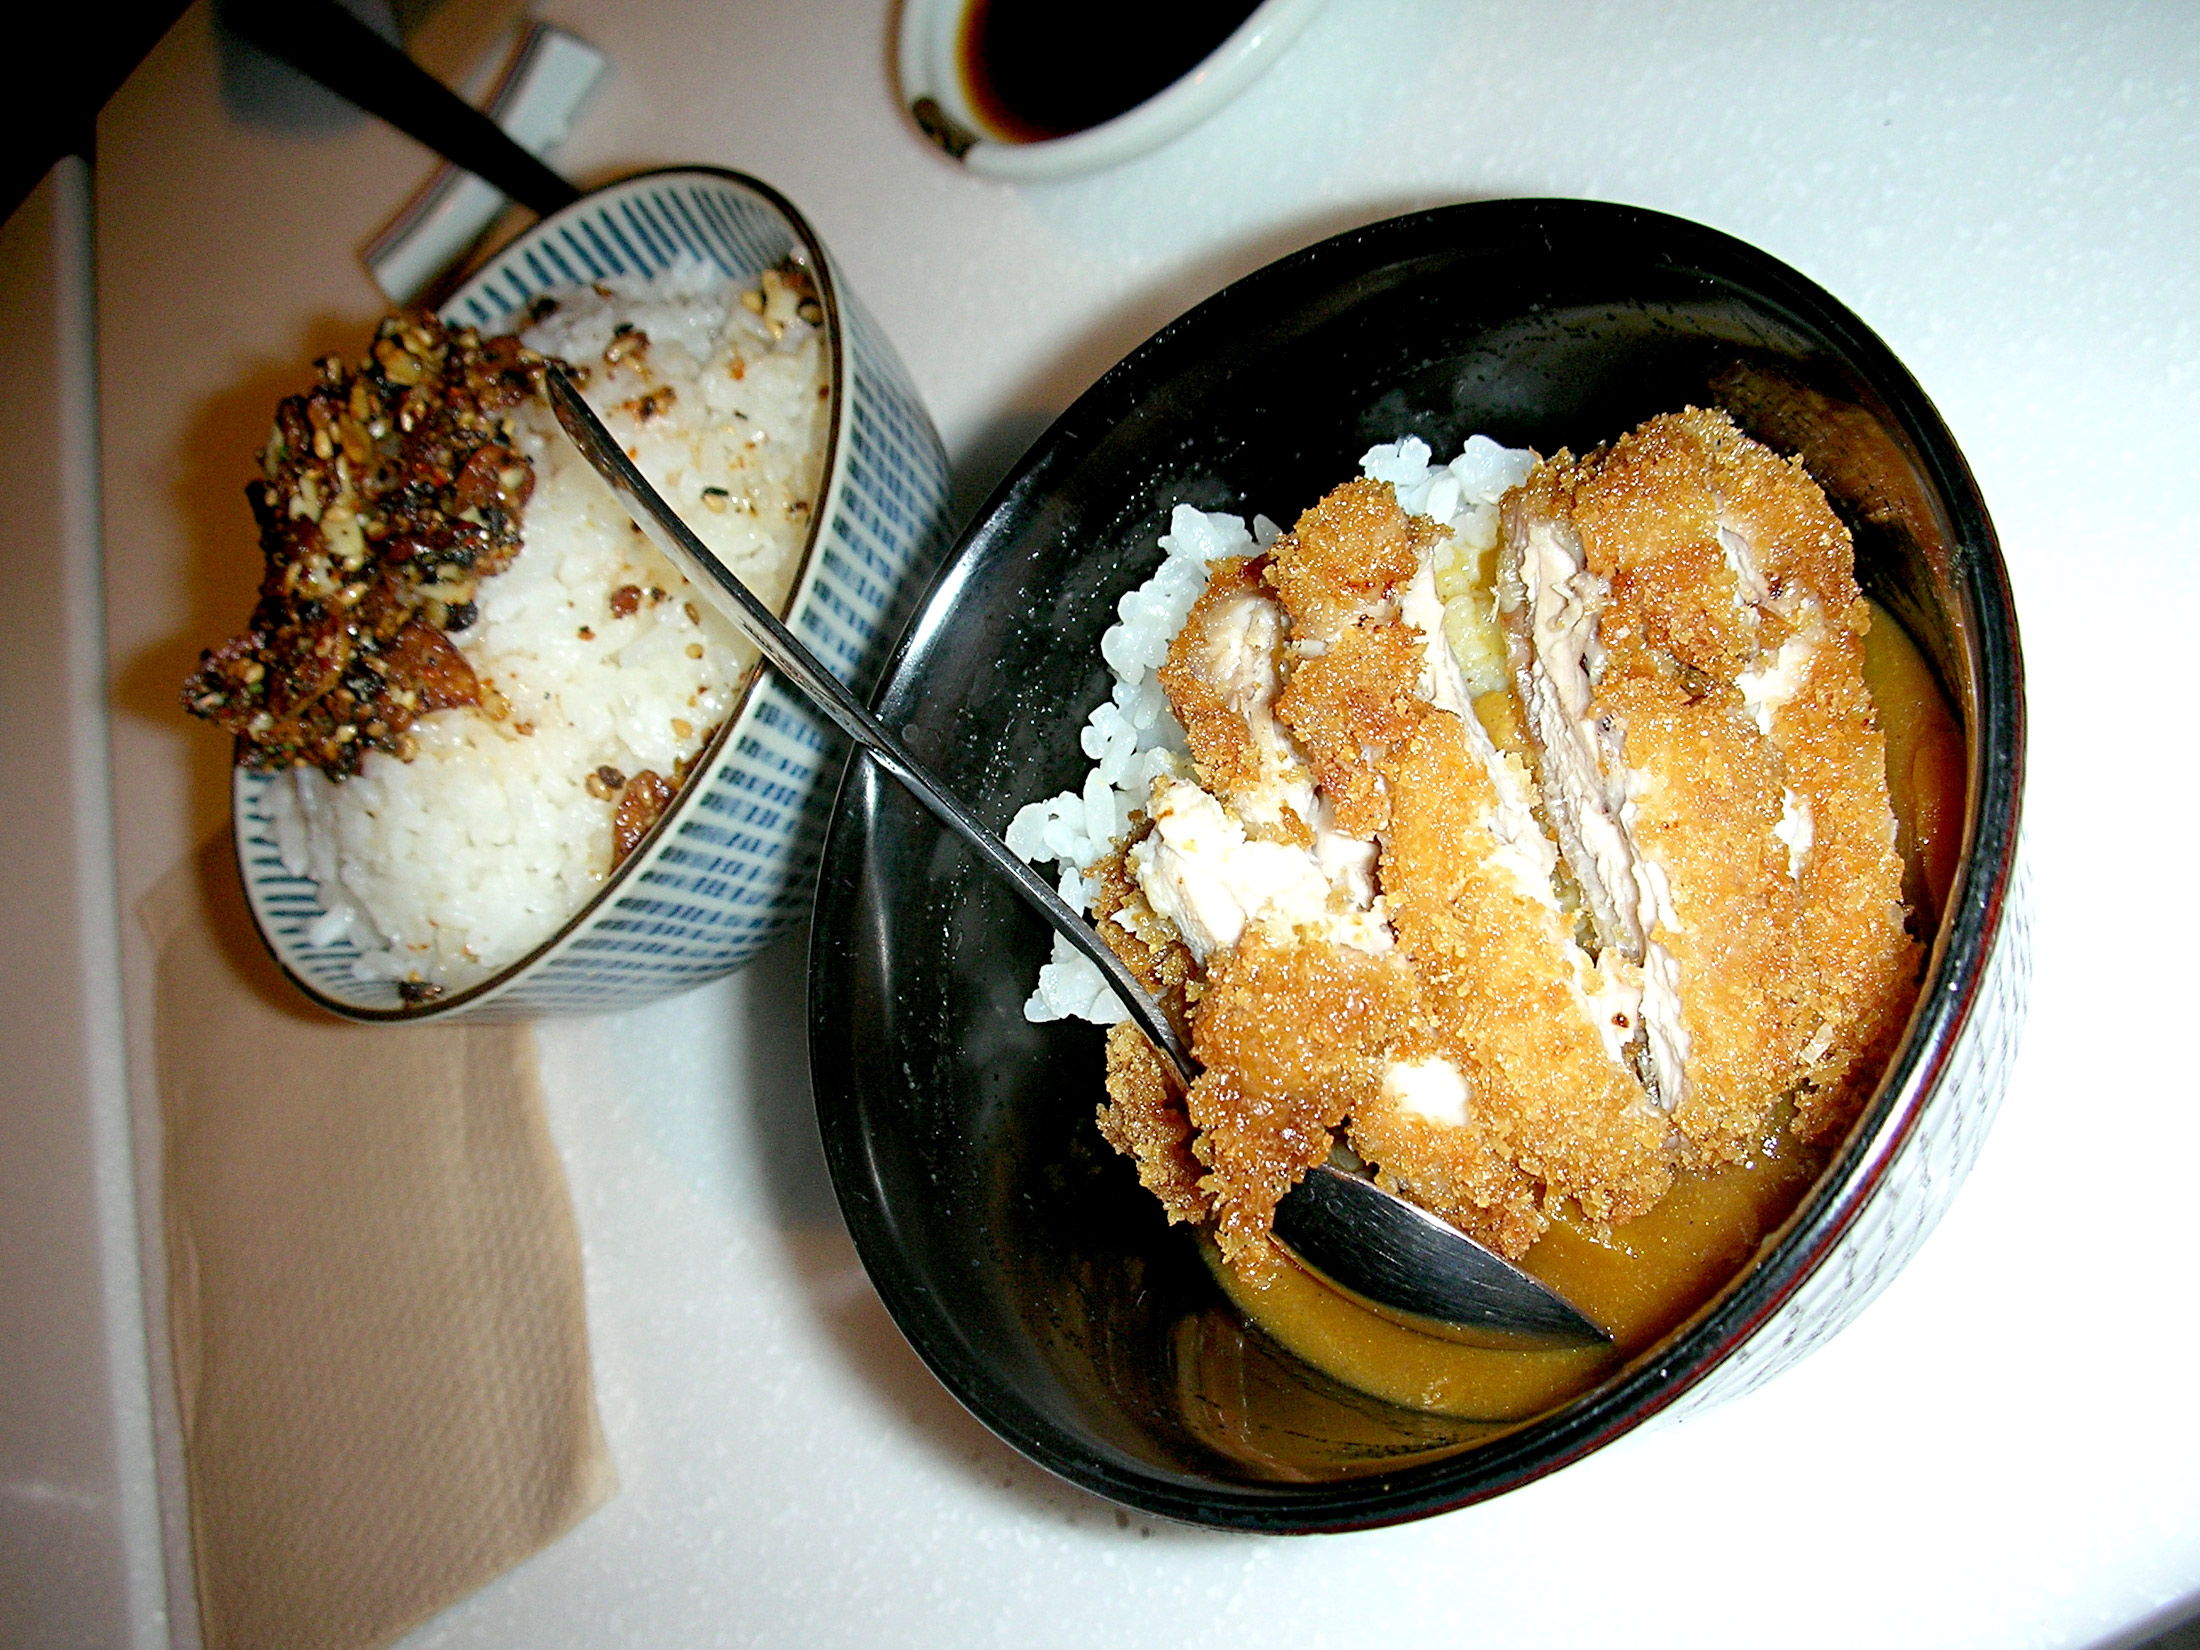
left=1185, top=932, right=1417, bottom=1270
left=1376, top=714, right=1673, bottom=1236
left=1098, top=1024, right=1208, bottom=1226
left=1515, top=408, right=1918, bottom=1153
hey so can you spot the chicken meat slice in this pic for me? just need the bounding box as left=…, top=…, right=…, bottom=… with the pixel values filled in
left=1132, top=554, right=1388, bottom=964
left=1266, top=479, right=1434, bottom=839
left=1268, top=480, right=1671, bottom=1254
left=1688, top=408, right=1921, bottom=1133
left=1497, top=408, right=1916, bottom=1158
left=1158, top=555, right=1377, bottom=899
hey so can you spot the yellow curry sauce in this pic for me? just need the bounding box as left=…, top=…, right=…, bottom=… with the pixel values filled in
left=1203, top=600, right=1964, bottom=1419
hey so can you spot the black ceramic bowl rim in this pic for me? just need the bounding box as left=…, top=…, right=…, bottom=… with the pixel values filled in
left=810, top=197, right=2024, bottom=1531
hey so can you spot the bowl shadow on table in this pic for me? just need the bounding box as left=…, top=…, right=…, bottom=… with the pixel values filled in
left=185, top=827, right=350, bottom=1026
left=736, top=921, right=1223, bottom=1541
left=2106, top=1593, right=2200, bottom=1650
left=113, top=312, right=372, bottom=874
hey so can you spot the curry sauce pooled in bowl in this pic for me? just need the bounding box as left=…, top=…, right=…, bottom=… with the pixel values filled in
left=1010, top=408, right=1958, bottom=1415
left=187, top=261, right=831, bottom=1000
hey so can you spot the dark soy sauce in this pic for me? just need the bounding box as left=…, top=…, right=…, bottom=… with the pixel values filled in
left=959, top=0, right=1262, bottom=143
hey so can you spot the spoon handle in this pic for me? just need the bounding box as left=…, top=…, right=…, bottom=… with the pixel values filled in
left=542, top=367, right=1198, bottom=1083
left=546, top=365, right=1609, bottom=1344
left=223, top=0, right=583, bottom=220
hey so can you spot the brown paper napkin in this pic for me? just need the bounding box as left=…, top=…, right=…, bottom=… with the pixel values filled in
left=144, top=834, right=616, bottom=1650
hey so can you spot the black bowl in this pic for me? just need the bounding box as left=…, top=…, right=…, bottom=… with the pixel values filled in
left=807, top=199, right=2026, bottom=1531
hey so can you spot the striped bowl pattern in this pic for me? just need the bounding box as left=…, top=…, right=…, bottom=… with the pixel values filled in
left=1658, top=858, right=2033, bottom=1426
left=234, top=168, right=952, bottom=1021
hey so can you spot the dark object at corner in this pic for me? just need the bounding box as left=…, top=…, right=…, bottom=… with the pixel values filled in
left=0, top=1, right=191, bottom=222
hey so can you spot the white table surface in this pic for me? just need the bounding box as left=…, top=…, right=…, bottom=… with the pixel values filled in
left=34, top=0, right=2200, bottom=1645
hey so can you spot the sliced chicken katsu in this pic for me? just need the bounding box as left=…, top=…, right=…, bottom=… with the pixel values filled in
left=1094, top=542, right=1394, bottom=1268
left=1082, top=411, right=1918, bottom=1281
left=1101, top=479, right=1674, bottom=1266
left=1497, top=408, right=1917, bottom=1158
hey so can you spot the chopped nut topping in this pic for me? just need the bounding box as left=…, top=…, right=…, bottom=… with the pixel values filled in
left=181, top=314, right=549, bottom=776
left=611, top=770, right=674, bottom=863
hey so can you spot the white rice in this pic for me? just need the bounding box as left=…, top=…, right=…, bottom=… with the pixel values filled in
left=272, top=260, right=831, bottom=990
left=1008, top=434, right=1536, bottom=1024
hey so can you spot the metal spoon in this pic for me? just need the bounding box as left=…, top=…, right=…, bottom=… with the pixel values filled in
left=543, top=367, right=1608, bottom=1347
left=224, top=0, right=581, bottom=220
left=222, top=0, right=1608, bottom=1351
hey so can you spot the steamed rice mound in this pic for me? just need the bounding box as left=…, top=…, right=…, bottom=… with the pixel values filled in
left=265, top=262, right=831, bottom=991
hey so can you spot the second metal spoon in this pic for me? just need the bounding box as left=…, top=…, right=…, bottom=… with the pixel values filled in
left=543, top=364, right=1608, bottom=1348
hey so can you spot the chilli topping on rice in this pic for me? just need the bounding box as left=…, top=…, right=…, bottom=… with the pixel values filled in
left=187, top=259, right=833, bottom=994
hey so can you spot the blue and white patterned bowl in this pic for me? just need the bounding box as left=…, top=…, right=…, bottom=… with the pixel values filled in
left=234, top=168, right=952, bottom=1021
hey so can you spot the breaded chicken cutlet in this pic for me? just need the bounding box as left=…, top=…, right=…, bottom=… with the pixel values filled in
left=1087, top=410, right=1919, bottom=1278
